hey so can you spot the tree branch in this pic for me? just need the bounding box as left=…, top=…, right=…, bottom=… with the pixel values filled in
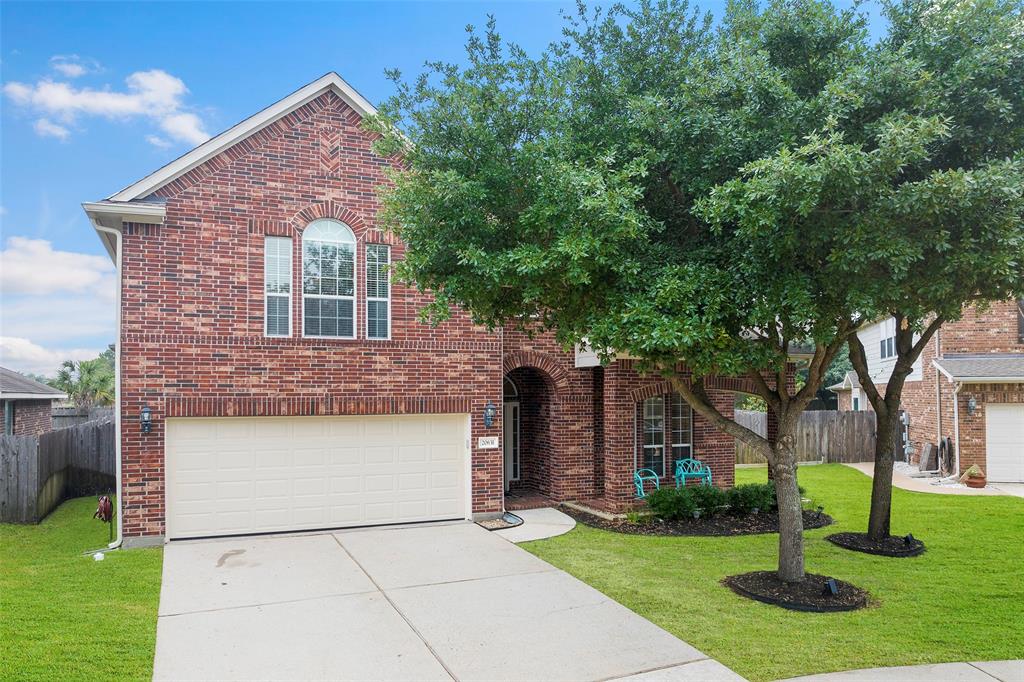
left=848, top=331, right=886, bottom=415
left=662, top=368, right=774, bottom=464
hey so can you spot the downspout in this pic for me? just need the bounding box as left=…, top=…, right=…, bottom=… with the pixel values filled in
left=951, top=381, right=962, bottom=478
left=92, top=223, right=124, bottom=550
left=934, top=329, right=942, bottom=446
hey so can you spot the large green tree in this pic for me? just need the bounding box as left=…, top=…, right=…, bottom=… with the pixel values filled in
left=368, top=0, right=1022, bottom=581
left=53, top=347, right=115, bottom=409
left=837, top=0, right=1024, bottom=540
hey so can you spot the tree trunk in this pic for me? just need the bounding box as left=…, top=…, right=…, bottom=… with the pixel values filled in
left=771, top=435, right=805, bottom=583
left=867, top=409, right=898, bottom=540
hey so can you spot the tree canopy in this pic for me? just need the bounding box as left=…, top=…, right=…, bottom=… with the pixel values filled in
left=368, top=0, right=1024, bottom=580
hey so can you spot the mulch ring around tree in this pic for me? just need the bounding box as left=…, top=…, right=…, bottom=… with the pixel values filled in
left=826, top=531, right=926, bottom=557
left=722, top=571, right=869, bottom=612
left=560, top=505, right=833, bottom=537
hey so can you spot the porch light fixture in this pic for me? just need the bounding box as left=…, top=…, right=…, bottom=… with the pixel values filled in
left=483, top=401, right=497, bottom=428
left=967, top=396, right=977, bottom=416
left=140, top=406, right=153, bottom=434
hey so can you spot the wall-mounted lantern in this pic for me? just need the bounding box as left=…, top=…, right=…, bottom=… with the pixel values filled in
left=967, top=396, right=977, bottom=416
left=483, top=401, right=497, bottom=428
left=140, top=406, right=153, bottom=433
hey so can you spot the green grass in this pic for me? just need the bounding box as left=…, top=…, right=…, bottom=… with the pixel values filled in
left=525, top=464, right=1024, bottom=681
left=0, top=497, right=163, bottom=681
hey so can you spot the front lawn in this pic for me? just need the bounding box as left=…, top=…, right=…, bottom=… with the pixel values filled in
left=524, top=464, right=1024, bottom=681
left=0, top=497, right=163, bottom=681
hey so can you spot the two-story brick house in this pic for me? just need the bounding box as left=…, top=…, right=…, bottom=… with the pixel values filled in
left=830, top=302, right=1024, bottom=483
left=84, top=73, right=792, bottom=546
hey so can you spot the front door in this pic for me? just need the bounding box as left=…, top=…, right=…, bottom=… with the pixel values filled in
left=503, top=401, right=520, bottom=491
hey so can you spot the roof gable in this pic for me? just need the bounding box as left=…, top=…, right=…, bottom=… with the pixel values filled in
left=109, top=72, right=377, bottom=202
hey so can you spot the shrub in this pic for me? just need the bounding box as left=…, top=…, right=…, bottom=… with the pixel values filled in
left=725, top=483, right=777, bottom=515
left=645, top=487, right=697, bottom=520
left=688, top=484, right=728, bottom=516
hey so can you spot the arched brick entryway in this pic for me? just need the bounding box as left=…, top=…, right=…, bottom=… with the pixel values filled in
left=504, top=365, right=559, bottom=499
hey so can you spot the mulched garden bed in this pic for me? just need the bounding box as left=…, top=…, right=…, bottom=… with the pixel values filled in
left=561, top=505, right=833, bottom=537
left=826, top=531, right=926, bottom=557
left=722, top=571, right=869, bottom=612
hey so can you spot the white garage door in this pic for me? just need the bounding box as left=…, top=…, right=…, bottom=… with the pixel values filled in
left=986, top=403, right=1024, bottom=483
left=166, top=414, right=469, bottom=539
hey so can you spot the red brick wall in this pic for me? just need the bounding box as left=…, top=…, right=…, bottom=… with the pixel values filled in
left=118, top=91, right=504, bottom=538
left=12, top=400, right=53, bottom=436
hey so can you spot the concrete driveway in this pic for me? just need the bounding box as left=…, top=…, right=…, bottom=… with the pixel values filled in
left=154, top=522, right=743, bottom=681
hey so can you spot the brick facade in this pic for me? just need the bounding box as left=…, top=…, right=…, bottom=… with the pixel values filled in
left=110, top=85, right=797, bottom=540
left=8, top=400, right=53, bottom=436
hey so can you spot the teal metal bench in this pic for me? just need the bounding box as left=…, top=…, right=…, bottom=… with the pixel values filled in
left=634, top=469, right=661, bottom=498
left=674, top=458, right=712, bottom=487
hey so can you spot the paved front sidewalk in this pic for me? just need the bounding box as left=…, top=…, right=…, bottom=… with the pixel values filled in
left=844, top=462, right=1024, bottom=498
left=782, top=660, right=1023, bottom=681
left=496, top=506, right=576, bottom=543
left=154, top=521, right=744, bottom=681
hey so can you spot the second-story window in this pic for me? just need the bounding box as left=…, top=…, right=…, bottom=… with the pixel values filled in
left=302, top=219, right=356, bottom=338
left=264, top=236, right=292, bottom=337
left=366, top=244, right=391, bottom=339
left=879, top=317, right=896, bottom=359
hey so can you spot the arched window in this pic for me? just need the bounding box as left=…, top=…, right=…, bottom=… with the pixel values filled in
left=302, top=219, right=356, bottom=338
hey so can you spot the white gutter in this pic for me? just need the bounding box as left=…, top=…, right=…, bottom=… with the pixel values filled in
left=0, top=392, right=68, bottom=400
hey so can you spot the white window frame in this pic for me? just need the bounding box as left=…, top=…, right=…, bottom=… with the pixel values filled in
left=879, top=317, right=896, bottom=359
left=640, top=396, right=666, bottom=476
left=669, top=393, right=693, bottom=460
left=366, top=243, right=391, bottom=340
left=301, top=219, right=357, bottom=340
left=264, top=236, right=292, bottom=338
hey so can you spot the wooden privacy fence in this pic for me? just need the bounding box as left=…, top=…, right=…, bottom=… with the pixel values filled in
left=735, top=409, right=877, bottom=464
left=52, top=406, right=114, bottom=430
left=0, top=418, right=115, bottom=523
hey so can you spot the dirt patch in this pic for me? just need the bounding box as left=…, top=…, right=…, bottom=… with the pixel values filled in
left=560, top=505, right=833, bottom=537
left=826, top=531, right=926, bottom=557
left=722, top=571, right=869, bottom=612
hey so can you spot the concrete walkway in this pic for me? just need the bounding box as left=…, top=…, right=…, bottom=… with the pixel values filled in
left=782, top=660, right=1023, bottom=682
left=495, top=506, right=576, bottom=543
left=844, top=462, right=1024, bottom=498
left=154, top=521, right=744, bottom=681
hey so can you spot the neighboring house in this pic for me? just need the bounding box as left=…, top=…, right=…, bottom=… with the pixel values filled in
left=830, top=302, right=1024, bottom=482
left=0, top=367, right=67, bottom=436
left=83, top=73, right=796, bottom=546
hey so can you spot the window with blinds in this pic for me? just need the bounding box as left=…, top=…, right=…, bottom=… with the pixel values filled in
left=302, top=220, right=356, bottom=338
left=366, top=244, right=390, bottom=339
left=264, top=236, right=292, bottom=337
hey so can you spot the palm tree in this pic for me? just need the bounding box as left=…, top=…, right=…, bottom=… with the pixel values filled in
left=54, top=358, right=114, bottom=408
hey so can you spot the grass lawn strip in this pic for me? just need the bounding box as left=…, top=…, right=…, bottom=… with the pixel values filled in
left=522, top=464, right=1024, bottom=682
left=0, top=497, right=163, bottom=682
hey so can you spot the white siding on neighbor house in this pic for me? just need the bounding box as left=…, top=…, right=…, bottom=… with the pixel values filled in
left=856, top=318, right=923, bottom=385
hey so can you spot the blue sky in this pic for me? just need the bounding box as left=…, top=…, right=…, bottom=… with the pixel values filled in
left=0, top=1, right=885, bottom=376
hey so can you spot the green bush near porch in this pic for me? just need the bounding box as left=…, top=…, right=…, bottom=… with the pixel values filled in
left=524, top=464, right=1024, bottom=681
left=0, top=497, right=163, bottom=681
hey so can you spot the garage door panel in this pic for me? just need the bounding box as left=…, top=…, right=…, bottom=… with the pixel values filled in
left=167, top=414, right=468, bottom=538
left=986, top=403, right=1023, bottom=482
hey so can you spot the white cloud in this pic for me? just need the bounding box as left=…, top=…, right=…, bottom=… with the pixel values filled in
left=33, top=117, right=70, bottom=140
left=49, top=54, right=98, bottom=78
left=0, top=337, right=101, bottom=376
left=1, top=237, right=115, bottom=296
left=146, top=134, right=172, bottom=148
left=3, top=68, right=210, bottom=146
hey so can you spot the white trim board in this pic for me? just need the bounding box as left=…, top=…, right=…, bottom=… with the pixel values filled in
left=109, top=72, right=377, bottom=202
